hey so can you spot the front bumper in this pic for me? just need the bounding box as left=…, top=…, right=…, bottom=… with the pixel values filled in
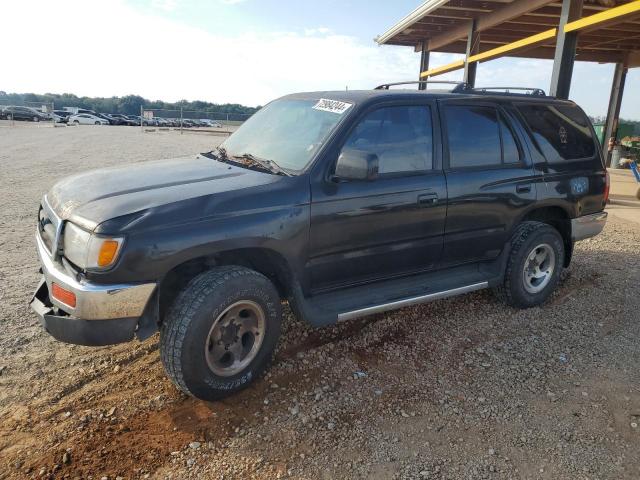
left=30, top=231, right=156, bottom=345
left=571, top=211, right=608, bottom=241
left=31, top=279, right=140, bottom=346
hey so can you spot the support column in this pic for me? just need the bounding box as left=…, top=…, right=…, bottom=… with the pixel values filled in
left=419, top=40, right=430, bottom=90
left=549, top=0, right=583, bottom=98
left=603, top=62, right=628, bottom=166
left=463, top=20, right=479, bottom=87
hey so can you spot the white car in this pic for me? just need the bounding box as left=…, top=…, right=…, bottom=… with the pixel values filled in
left=68, top=113, right=109, bottom=125
left=200, top=119, right=223, bottom=128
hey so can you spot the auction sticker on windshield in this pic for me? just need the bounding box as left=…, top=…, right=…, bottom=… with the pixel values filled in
left=313, top=99, right=352, bottom=115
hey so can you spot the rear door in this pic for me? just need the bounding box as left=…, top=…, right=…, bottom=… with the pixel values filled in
left=308, top=100, right=447, bottom=292
left=439, top=100, right=538, bottom=266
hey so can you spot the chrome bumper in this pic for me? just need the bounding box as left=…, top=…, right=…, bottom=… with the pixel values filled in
left=571, top=211, right=608, bottom=242
left=35, top=231, right=156, bottom=320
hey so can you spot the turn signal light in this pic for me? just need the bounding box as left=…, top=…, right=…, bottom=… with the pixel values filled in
left=52, top=283, right=77, bottom=308
left=97, top=240, right=120, bottom=267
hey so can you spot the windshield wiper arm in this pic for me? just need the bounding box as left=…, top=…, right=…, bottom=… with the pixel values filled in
left=232, top=153, right=290, bottom=176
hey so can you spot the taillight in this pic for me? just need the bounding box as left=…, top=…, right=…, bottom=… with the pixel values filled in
left=604, top=171, right=610, bottom=204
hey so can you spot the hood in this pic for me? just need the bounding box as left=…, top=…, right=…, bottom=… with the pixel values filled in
left=47, top=155, right=282, bottom=231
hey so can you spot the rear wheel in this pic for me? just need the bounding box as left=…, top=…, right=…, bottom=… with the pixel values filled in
left=160, top=266, right=282, bottom=401
left=494, top=222, right=564, bottom=308
left=95, top=121, right=100, bottom=125
left=33, top=116, right=39, bottom=122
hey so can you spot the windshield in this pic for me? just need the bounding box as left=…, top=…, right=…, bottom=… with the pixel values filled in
left=220, top=98, right=350, bottom=172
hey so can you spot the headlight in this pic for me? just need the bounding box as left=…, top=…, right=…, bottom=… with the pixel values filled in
left=63, top=222, right=123, bottom=269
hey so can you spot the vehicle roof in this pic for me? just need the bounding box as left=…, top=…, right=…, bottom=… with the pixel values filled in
left=283, top=89, right=576, bottom=107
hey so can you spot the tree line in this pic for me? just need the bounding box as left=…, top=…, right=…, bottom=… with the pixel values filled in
left=0, top=91, right=260, bottom=116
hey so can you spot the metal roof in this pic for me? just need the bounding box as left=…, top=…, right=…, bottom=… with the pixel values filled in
left=376, top=0, right=640, bottom=65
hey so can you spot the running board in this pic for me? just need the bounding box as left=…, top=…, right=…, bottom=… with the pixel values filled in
left=290, top=265, right=500, bottom=327
left=336, top=281, right=489, bottom=322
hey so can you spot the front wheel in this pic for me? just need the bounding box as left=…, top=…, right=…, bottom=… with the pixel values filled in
left=160, top=266, right=282, bottom=401
left=33, top=116, right=40, bottom=122
left=494, top=222, right=564, bottom=309
left=73, top=120, right=80, bottom=125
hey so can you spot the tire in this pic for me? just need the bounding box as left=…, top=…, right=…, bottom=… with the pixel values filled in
left=493, top=221, right=564, bottom=309
left=160, top=266, right=282, bottom=401
left=95, top=121, right=100, bottom=125
left=33, top=116, right=39, bottom=122
left=73, top=120, right=79, bottom=125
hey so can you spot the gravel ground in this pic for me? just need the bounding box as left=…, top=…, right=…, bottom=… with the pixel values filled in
left=1, top=125, right=639, bottom=480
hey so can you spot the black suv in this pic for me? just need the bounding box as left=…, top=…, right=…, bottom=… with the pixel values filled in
left=30, top=84, right=608, bottom=401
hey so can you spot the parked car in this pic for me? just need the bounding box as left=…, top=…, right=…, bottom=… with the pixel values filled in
left=200, top=119, right=223, bottom=128
left=68, top=113, right=109, bottom=125
left=31, top=84, right=608, bottom=402
left=93, top=113, right=119, bottom=125
left=110, top=114, right=138, bottom=126
left=53, top=110, right=72, bottom=123
left=125, top=115, right=141, bottom=126
left=2, top=106, right=50, bottom=122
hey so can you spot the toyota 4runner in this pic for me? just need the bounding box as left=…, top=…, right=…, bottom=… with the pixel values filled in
left=30, top=82, right=608, bottom=401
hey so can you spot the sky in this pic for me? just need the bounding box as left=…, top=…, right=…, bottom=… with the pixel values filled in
left=2, top=0, right=638, bottom=119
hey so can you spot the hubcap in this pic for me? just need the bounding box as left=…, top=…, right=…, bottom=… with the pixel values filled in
left=204, top=300, right=265, bottom=377
left=522, top=243, right=556, bottom=294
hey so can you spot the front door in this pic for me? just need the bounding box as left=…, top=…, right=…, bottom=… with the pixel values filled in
left=308, top=102, right=447, bottom=293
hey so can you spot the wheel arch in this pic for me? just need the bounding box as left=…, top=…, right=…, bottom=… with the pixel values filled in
left=518, top=205, right=573, bottom=267
left=157, top=247, right=294, bottom=326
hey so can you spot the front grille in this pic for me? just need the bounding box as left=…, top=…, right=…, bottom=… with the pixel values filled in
left=37, top=197, right=63, bottom=259
left=38, top=207, right=55, bottom=253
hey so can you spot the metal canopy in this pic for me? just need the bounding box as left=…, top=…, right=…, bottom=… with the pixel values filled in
left=376, top=0, right=640, bottom=66
left=376, top=0, right=639, bottom=166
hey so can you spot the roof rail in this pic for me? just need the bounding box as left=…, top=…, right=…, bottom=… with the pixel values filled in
left=467, top=87, right=547, bottom=97
left=374, top=80, right=469, bottom=91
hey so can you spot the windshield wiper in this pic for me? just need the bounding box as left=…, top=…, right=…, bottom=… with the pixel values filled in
left=231, top=152, right=290, bottom=176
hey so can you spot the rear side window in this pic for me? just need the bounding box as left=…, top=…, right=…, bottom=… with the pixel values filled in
left=444, top=105, right=521, bottom=168
left=516, top=103, right=595, bottom=161
left=343, top=105, right=433, bottom=174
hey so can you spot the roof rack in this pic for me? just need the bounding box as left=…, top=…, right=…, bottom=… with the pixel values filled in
left=467, top=87, right=547, bottom=97
left=374, top=80, right=469, bottom=92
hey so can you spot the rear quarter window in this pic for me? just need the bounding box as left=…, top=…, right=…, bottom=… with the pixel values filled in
left=516, top=103, right=595, bottom=162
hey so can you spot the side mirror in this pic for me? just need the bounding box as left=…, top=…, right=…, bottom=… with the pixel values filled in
left=334, top=148, right=379, bottom=181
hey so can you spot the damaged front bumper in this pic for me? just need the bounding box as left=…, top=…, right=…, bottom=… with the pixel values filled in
left=30, top=232, right=157, bottom=346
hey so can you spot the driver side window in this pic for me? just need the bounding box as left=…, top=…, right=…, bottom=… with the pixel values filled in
left=343, top=105, right=433, bottom=175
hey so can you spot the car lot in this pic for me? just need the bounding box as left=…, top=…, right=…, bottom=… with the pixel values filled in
left=0, top=106, right=236, bottom=128
left=0, top=126, right=639, bottom=479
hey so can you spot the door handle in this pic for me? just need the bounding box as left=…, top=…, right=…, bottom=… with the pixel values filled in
left=418, top=193, right=439, bottom=206
left=516, top=183, right=532, bottom=194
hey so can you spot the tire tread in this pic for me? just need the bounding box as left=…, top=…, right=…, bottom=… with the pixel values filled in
left=160, top=266, right=272, bottom=397
left=494, top=221, right=556, bottom=308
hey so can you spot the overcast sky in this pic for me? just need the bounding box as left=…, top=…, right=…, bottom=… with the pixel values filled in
left=3, top=0, right=638, bottom=119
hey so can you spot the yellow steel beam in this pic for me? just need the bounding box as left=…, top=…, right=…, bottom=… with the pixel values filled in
left=468, top=28, right=557, bottom=63
left=564, top=0, right=640, bottom=33
left=419, top=0, right=640, bottom=79
left=420, top=59, right=465, bottom=78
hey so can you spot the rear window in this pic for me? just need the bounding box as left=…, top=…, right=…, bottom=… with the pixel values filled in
left=516, top=103, right=595, bottom=161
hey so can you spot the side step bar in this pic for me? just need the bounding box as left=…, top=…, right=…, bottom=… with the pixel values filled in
left=336, top=281, right=489, bottom=322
